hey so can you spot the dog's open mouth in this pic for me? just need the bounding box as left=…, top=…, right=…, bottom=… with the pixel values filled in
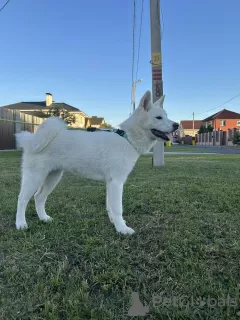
left=151, top=129, right=170, bottom=141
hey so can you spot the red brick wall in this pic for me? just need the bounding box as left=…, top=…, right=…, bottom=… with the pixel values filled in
left=204, top=119, right=240, bottom=131
left=214, top=119, right=240, bottom=131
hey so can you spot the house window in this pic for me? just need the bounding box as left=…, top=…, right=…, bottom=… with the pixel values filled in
left=220, top=120, right=226, bottom=126
left=237, top=120, right=240, bottom=126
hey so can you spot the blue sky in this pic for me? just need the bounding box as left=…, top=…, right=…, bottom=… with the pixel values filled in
left=0, top=0, right=239, bottom=126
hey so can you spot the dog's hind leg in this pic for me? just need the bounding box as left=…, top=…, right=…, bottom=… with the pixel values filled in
left=106, top=180, right=135, bottom=235
left=34, top=170, right=63, bottom=223
left=106, top=188, right=113, bottom=223
left=16, top=170, right=47, bottom=230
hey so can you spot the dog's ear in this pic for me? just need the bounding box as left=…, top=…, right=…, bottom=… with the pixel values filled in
left=153, top=95, right=165, bottom=108
left=139, top=90, right=152, bottom=112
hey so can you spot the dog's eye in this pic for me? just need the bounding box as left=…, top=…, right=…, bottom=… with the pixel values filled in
left=156, top=116, right=162, bottom=120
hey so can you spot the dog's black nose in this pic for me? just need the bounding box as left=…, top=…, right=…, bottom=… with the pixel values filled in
left=173, top=122, right=179, bottom=130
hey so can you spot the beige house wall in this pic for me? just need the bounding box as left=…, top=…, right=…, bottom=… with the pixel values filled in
left=91, top=122, right=104, bottom=128
left=183, top=129, right=199, bottom=136
left=70, top=113, right=86, bottom=128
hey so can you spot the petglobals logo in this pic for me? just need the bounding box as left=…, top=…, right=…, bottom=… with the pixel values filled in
left=127, top=292, right=149, bottom=317
left=152, top=294, right=238, bottom=309
left=125, top=291, right=239, bottom=317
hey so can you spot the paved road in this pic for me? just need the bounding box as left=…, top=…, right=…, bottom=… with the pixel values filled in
left=165, top=152, right=219, bottom=155
left=193, top=146, right=240, bottom=154
left=147, top=145, right=240, bottom=155
left=146, top=152, right=219, bottom=155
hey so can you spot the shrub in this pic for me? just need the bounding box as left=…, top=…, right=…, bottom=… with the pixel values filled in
left=232, top=131, right=240, bottom=146
left=198, top=124, right=213, bottom=134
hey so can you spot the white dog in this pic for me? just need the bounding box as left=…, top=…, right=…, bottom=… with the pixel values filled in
left=15, top=91, right=178, bottom=235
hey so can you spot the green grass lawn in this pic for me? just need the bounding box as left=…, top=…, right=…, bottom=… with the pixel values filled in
left=1, top=151, right=240, bottom=319
left=149, top=145, right=213, bottom=153
left=164, top=145, right=213, bottom=153
left=164, top=147, right=211, bottom=153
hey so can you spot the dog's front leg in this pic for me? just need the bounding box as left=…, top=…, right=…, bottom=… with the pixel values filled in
left=106, top=180, right=135, bottom=235
left=106, top=187, right=126, bottom=225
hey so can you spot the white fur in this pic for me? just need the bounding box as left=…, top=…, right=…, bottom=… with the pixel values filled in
left=15, top=91, right=178, bottom=235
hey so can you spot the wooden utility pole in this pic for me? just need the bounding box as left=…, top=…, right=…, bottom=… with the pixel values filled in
left=150, top=0, right=164, bottom=166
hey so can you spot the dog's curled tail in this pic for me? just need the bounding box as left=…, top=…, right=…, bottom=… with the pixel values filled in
left=15, top=117, right=66, bottom=153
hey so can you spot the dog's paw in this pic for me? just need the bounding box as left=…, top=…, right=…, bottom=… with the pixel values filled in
left=118, top=226, right=135, bottom=235
left=40, top=215, right=53, bottom=223
left=16, top=221, right=28, bottom=230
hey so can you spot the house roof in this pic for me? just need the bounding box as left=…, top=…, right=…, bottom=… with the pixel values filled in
left=0, top=101, right=85, bottom=114
left=203, top=109, right=240, bottom=121
left=180, top=120, right=203, bottom=130
left=88, top=117, right=104, bottom=126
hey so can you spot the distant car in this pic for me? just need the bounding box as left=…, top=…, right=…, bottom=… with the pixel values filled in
left=87, top=127, right=97, bottom=132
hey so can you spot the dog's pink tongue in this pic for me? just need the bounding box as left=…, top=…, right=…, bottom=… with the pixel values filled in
left=167, top=133, right=173, bottom=141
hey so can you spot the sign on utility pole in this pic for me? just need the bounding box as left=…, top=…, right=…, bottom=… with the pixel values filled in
left=150, top=0, right=164, bottom=167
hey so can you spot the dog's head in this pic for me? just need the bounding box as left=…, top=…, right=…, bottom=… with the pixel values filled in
left=136, top=90, right=179, bottom=141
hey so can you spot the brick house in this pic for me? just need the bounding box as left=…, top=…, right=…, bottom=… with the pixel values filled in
left=177, top=120, right=203, bottom=137
left=85, top=116, right=105, bottom=128
left=202, top=109, right=240, bottom=131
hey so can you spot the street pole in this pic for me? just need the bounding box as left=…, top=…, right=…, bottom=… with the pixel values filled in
left=131, top=79, right=142, bottom=113
left=192, top=112, right=195, bottom=136
left=132, top=82, right=136, bottom=111
left=150, top=0, right=164, bottom=167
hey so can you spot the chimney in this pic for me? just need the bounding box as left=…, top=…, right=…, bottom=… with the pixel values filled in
left=46, top=93, right=53, bottom=107
left=92, top=116, right=97, bottom=118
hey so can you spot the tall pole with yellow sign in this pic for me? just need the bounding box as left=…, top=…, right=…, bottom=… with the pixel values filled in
left=150, top=0, right=164, bottom=166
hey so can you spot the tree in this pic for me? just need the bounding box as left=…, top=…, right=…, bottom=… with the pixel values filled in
left=232, top=131, right=240, bottom=146
left=36, top=106, right=76, bottom=125
left=100, top=122, right=113, bottom=129
left=207, top=124, right=214, bottom=132
left=198, top=124, right=206, bottom=134
left=198, top=124, right=213, bottom=134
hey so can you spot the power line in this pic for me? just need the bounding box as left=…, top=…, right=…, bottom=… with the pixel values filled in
left=181, top=92, right=240, bottom=121
left=160, top=0, right=164, bottom=39
left=195, top=92, right=240, bottom=116
left=0, top=0, right=11, bottom=13
left=131, top=0, right=136, bottom=86
left=130, top=0, right=136, bottom=113
left=135, top=0, right=144, bottom=81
